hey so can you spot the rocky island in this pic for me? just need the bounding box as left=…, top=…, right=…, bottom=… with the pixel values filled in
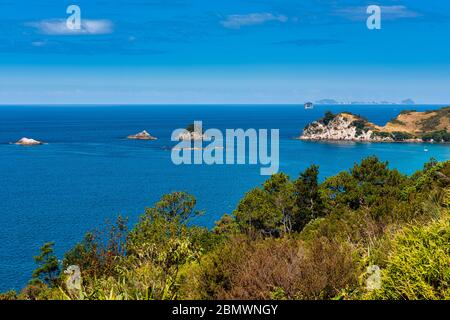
left=176, top=123, right=208, bottom=141
left=14, top=137, right=44, bottom=146
left=300, top=106, right=450, bottom=143
left=127, top=130, right=157, bottom=140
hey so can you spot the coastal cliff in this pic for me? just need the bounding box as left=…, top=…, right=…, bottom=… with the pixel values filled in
left=300, top=107, right=450, bottom=142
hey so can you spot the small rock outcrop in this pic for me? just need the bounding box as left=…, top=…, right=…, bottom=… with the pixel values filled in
left=15, top=137, right=44, bottom=146
left=127, top=130, right=157, bottom=140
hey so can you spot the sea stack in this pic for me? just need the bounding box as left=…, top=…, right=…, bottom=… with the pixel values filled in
left=15, top=137, right=44, bottom=146
left=176, top=123, right=208, bottom=141
left=127, top=130, right=157, bottom=140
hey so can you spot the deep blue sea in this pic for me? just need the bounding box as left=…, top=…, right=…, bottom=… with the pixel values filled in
left=1, top=104, right=449, bottom=291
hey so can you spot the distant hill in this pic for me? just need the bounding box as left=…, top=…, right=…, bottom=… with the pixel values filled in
left=300, top=106, right=450, bottom=142
left=316, top=99, right=339, bottom=105
left=401, top=99, right=415, bottom=105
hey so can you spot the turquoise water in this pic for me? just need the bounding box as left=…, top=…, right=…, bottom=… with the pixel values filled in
left=0, top=105, right=449, bottom=291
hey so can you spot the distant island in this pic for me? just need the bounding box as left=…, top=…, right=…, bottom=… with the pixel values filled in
left=300, top=106, right=450, bottom=142
left=14, top=137, right=44, bottom=146
left=401, top=99, right=416, bottom=105
left=315, top=99, right=339, bottom=105
left=314, top=99, right=415, bottom=105
left=176, top=123, right=208, bottom=141
left=127, top=130, right=157, bottom=140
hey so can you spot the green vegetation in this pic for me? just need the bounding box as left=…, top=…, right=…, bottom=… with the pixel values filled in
left=351, top=119, right=371, bottom=136
left=372, top=131, right=415, bottom=141
left=391, top=131, right=415, bottom=141
left=31, top=242, right=60, bottom=286
left=321, top=111, right=336, bottom=125
left=368, top=216, right=450, bottom=300
left=2, top=157, right=449, bottom=300
left=420, top=107, right=450, bottom=131
left=399, top=110, right=416, bottom=115
left=388, top=118, right=406, bottom=126
left=422, top=130, right=450, bottom=142
left=372, top=131, right=391, bottom=139
left=185, top=123, right=203, bottom=133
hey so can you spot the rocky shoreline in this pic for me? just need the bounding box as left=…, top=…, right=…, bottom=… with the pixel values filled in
left=299, top=108, right=450, bottom=143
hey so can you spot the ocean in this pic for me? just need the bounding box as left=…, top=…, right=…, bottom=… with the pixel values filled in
left=0, top=104, right=449, bottom=291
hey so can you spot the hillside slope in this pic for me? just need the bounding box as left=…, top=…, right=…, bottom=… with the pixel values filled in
left=300, top=107, right=450, bottom=142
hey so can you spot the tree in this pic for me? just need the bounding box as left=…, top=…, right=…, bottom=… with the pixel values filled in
left=213, top=214, right=239, bottom=235
left=125, top=192, right=202, bottom=299
left=151, top=192, right=199, bottom=224
left=322, top=156, right=407, bottom=217
left=234, top=173, right=296, bottom=236
left=186, top=123, right=203, bottom=133
left=293, top=165, right=324, bottom=230
left=263, top=173, right=296, bottom=234
left=127, top=192, right=201, bottom=255
left=234, top=187, right=283, bottom=236
left=322, top=111, right=335, bottom=125
left=32, top=242, right=60, bottom=287
left=63, top=216, right=128, bottom=278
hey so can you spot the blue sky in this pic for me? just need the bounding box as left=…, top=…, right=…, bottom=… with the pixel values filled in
left=0, top=0, right=449, bottom=104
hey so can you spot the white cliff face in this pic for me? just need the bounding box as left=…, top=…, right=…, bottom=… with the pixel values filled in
left=300, top=114, right=392, bottom=142
left=176, top=131, right=208, bottom=141
left=15, top=137, right=44, bottom=146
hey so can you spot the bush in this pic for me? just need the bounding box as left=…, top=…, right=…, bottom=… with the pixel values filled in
left=190, top=236, right=358, bottom=300
left=321, top=111, right=335, bottom=125
left=63, top=216, right=128, bottom=279
left=422, top=130, right=450, bottom=142
left=391, top=131, right=414, bottom=141
left=5, top=157, right=450, bottom=300
left=369, top=216, right=450, bottom=300
left=0, top=290, right=17, bottom=300
left=351, top=119, right=369, bottom=136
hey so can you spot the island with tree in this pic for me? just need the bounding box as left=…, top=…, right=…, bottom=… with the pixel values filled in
left=300, top=106, right=450, bottom=142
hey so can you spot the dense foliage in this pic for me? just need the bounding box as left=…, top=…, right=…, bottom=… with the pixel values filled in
left=422, top=130, right=450, bottom=142
left=351, top=119, right=370, bottom=136
left=1, top=156, right=449, bottom=300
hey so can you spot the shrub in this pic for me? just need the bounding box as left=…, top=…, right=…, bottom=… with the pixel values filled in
left=63, top=216, right=128, bottom=279
left=391, top=131, right=414, bottom=141
left=422, top=130, right=450, bottom=142
left=351, top=119, right=369, bottom=136
left=31, top=242, right=60, bottom=287
left=321, top=111, right=335, bottom=125
left=191, top=236, right=359, bottom=300
left=0, top=290, right=17, bottom=300
left=369, top=216, right=450, bottom=300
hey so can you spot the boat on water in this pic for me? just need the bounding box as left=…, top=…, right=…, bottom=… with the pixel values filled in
left=304, top=102, right=314, bottom=109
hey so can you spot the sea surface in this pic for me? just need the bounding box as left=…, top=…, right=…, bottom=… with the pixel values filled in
left=0, top=104, right=449, bottom=291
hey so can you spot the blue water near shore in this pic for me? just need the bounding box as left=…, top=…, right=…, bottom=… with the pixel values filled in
left=0, top=104, right=449, bottom=291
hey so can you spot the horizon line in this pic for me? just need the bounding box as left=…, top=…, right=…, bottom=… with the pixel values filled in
left=0, top=103, right=448, bottom=107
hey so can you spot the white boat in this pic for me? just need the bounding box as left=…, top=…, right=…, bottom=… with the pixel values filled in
left=304, top=102, right=314, bottom=109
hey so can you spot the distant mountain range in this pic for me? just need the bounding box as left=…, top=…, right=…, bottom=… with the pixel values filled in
left=314, top=99, right=416, bottom=105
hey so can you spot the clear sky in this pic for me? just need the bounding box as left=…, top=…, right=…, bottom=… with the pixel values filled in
left=0, top=0, right=449, bottom=104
